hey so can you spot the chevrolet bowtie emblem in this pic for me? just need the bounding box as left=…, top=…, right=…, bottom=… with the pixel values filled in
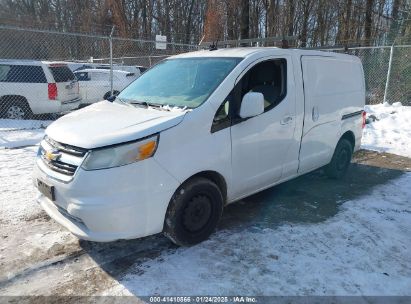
left=45, top=149, right=61, bottom=161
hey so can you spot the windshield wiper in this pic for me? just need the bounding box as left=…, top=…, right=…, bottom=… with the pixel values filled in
left=129, top=100, right=163, bottom=108
left=161, top=104, right=183, bottom=111
left=123, top=100, right=190, bottom=112
left=116, top=98, right=133, bottom=107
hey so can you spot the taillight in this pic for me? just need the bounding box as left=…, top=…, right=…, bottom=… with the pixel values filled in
left=362, top=110, right=367, bottom=128
left=48, top=83, right=58, bottom=100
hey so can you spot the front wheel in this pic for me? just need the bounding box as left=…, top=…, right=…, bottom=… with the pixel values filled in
left=163, top=177, right=224, bottom=246
left=325, top=138, right=353, bottom=179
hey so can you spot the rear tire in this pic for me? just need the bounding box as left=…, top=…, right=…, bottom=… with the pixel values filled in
left=325, top=138, right=353, bottom=179
left=0, top=97, right=33, bottom=120
left=163, top=177, right=224, bottom=246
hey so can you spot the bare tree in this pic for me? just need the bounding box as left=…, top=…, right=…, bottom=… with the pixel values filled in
left=240, top=0, right=250, bottom=40
left=0, top=0, right=407, bottom=48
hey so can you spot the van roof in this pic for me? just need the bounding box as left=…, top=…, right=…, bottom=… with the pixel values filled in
left=74, top=68, right=133, bottom=75
left=169, top=47, right=357, bottom=60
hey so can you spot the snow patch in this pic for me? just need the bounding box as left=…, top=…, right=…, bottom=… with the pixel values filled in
left=106, top=173, right=411, bottom=296
left=0, top=119, right=50, bottom=148
left=0, top=146, right=43, bottom=224
left=362, top=102, right=411, bottom=157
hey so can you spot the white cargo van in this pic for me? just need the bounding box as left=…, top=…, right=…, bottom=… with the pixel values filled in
left=33, top=48, right=366, bottom=246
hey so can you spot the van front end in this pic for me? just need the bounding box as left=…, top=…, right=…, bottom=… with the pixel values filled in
left=33, top=135, right=179, bottom=242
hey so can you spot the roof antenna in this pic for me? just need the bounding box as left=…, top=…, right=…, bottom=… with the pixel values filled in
left=209, top=40, right=218, bottom=51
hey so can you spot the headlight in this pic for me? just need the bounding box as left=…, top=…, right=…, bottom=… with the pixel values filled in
left=82, top=135, right=158, bottom=170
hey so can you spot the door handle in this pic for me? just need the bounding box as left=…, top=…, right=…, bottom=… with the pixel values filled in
left=281, top=116, right=293, bottom=125
left=312, top=106, right=319, bottom=121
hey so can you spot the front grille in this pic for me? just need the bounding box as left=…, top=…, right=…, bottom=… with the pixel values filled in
left=41, top=157, right=77, bottom=176
left=39, top=136, right=87, bottom=178
left=44, top=136, right=87, bottom=157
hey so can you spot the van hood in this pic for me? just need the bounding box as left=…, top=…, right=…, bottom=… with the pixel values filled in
left=46, top=101, right=187, bottom=149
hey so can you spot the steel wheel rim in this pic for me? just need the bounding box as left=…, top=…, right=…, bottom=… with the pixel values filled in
left=183, top=195, right=213, bottom=233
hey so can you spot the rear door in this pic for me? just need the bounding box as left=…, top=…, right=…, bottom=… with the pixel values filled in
left=48, top=64, right=79, bottom=102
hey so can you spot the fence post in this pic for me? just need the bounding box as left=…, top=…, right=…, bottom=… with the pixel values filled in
left=109, top=26, right=115, bottom=96
left=383, top=44, right=394, bottom=104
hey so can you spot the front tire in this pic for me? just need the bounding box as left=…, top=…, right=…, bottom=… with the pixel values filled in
left=325, top=138, right=353, bottom=179
left=163, top=177, right=224, bottom=246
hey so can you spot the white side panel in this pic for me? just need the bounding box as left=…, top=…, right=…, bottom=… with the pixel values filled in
left=153, top=102, right=233, bottom=199
left=299, top=55, right=364, bottom=174
left=87, top=72, right=110, bottom=103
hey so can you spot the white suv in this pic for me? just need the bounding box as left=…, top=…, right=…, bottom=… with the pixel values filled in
left=0, top=60, right=81, bottom=119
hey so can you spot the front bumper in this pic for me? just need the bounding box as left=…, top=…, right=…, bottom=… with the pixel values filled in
left=60, top=97, right=81, bottom=112
left=33, top=157, right=179, bottom=242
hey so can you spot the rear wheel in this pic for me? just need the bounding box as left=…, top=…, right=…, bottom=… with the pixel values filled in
left=0, top=97, right=33, bottom=120
left=325, top=138, right=353, bottom=179
left=163, top=177, right=224, bottom=246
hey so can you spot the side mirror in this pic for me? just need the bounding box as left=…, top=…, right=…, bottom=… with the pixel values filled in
left=239, top=92, right=264, bottom=118
left=106, top=95, right=116, bottom=102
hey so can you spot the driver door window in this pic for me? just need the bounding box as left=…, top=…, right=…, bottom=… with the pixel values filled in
left=211, top=59, right=287, bottom=133
left=240, top=59, right=287, bottom=112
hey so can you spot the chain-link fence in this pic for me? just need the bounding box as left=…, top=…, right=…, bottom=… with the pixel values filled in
left=314, top=45, right=411, bottom=106
left=0, top=25, right=198, bottom=146
left=1, top=25, right=410, bottom=147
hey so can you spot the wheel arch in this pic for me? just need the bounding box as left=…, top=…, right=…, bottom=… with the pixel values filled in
left=180, top=170, right=228, bottom=203
left=0, top=94, right=29, bottom=104
left=162, top=170, right=227, bottom=245
left=340, top=130, right=355, bottom=152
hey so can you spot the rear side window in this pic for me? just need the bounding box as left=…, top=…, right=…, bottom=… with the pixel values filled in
left=49, top=66, right=75, bottom=82
left=0, top=64, right=47, bottom=83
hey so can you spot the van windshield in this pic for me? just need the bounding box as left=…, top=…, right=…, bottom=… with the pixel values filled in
left=117, top=57, right=242, bottom=109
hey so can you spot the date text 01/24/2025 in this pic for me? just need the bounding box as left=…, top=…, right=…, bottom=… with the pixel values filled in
left=148, top=296, right=257, bottom=303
